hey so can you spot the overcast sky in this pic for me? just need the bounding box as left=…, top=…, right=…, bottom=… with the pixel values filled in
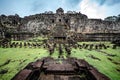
left=0, top=0, right=120, bottom=19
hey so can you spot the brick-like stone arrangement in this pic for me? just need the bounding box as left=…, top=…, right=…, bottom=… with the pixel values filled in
left=0, top=40, right=44, bottom=48
left=11, top=57, right=110, bottom=80
left=0, top=8, right=120, bottom=41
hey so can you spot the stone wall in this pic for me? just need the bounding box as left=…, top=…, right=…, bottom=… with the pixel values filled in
left=0, top=8, right=120, bottom=41
left=84, top=19, right=120, bottom=33
left=7, top=33, right=34, bottom=41
left=84, top=33, right=120, bottom=41
left=19, top=8, right=120, bottom=34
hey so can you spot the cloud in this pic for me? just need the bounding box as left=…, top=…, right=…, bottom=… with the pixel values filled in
left=0, top=0, right=120, bottom=19
left=30, top=0, right=81, bottom=13
left=93, top=0, right=120, bottom=6
left=79, top=0, right=106, bottom=19
left=65, top=0, right=81, bottom=8
left=95, top=0, right=106, bottom=5
left=104, top=0, right=120, bottom=5
left=105, top=2, right=120, bottom=17
left=31, top=0, right=65, bottom=13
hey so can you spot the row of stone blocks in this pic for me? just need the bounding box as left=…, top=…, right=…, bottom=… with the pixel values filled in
left=0, top=41, right=43, bottom=48
left=77, top=43, right=119, bottom=49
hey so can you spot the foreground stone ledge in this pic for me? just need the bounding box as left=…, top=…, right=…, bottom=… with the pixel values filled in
left=11, top=57, right=110, bottom=80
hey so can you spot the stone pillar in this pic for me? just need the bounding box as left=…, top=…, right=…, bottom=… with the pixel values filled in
left=13, top=35, right=15, bottom=41
left=16, top=35, right=18, bottom=40
left=14, top=35, right=15, bottom=40
left=0, top=31, right=1, bottom=38
left=2, top=32, right=5, bottom=38
left=18, top=34, right=20, bottom=40
left=22, top=34, right=24, bottom=40
left=20, top=34, right=22, bottom=40
left=17, top=34, right=19, bottom=40
left=15, top=35, right=17, bottom=40
left=11, top=35, right=13, bottom=41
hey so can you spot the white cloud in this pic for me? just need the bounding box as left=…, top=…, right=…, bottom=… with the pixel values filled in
left=105, top=3, right=120, bottom=17
left=79, top=0, right=106, bottom=19
left=0, top=0, right=119, bottom=18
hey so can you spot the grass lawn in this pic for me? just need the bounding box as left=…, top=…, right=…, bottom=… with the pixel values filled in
left=0, top=41, right=120, bottom=80
left=0, top=48, right=49, bottom=80
left=71, top=48, right=120, bottom=80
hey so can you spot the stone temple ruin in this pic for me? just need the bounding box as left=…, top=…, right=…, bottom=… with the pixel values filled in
left=0, top=8, right=120, bottom=41
left=0, top=8, right=120, bottom=80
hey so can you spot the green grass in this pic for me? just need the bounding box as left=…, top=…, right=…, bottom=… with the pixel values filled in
left=0, top=41, right=120, bottom=80
left=70, top=47, right=120, bottom=80
left=0, top=48, right=49, bottom=80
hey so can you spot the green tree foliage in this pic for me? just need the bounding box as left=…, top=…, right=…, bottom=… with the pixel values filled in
left=116, top=14, right=120, bottom=22
left=104, top=16, right=117, bottom=21
left=104, top=14, right=120, bottom=22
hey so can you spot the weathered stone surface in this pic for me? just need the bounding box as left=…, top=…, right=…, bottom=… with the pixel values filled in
left=12, top=57, right=110, bottom=80
left=0, top=8, right=120, bottom=36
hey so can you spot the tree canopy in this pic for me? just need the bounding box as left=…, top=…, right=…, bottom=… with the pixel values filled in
left=104, top=14, right=120, bottom=22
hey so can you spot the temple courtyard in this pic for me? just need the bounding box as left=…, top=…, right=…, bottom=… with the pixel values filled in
left=0, top=37, right=120, bottom=80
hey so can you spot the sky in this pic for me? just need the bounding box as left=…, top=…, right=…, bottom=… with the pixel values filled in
left=0, top=0, right=120, bottom=19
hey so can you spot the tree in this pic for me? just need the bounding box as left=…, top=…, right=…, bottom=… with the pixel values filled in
left=104, top=14, right=120, bottom=22
left=104, top=16, right=117, bottom=21
left=116, top=14, right=120, bottom=22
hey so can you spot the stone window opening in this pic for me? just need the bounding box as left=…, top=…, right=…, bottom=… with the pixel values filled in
left=52, top=19, right=54, bottom=23
left=59, top=19, right=61, bottom=22
left=65, top=19, right=68, bottom=23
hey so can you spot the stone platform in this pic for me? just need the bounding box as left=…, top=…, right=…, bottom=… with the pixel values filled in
left=12, top=57, right=110, bottom=80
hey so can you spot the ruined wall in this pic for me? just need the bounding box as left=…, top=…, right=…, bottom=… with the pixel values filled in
left=84, top=19, right=120, bottom=33
left=20, top=10, right=120, bottom=34
left=0, top=8, right=120, bottom=36
left=20, top=10, right=88, bottom=34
